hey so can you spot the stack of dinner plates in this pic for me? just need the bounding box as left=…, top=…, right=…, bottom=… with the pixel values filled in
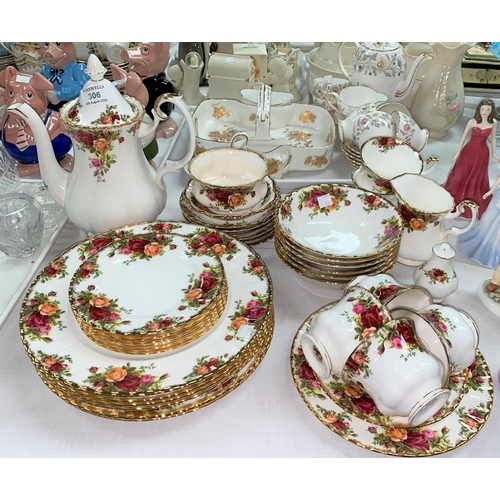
left=19, top=221, right=274, bottom=420
left=180, top=176, right=280, bottom=246
left=274, top=184, right=403, bottom=285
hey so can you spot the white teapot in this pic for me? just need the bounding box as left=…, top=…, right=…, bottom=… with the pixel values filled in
left=338, top=42, right=431, bottom=103
left=6, top=55, right=196, bottom=234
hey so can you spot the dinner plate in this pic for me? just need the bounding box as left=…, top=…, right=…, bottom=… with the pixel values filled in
left=291, top=312, right=493, bottom=456
left=20, top=221, right=273, bottom=396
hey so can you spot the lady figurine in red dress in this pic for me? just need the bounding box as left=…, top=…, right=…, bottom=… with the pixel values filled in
left=444, top=98, right=499, bottom=218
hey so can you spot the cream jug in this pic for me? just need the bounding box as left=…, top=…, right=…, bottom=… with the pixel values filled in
left=6, top=55, right=196, bottom=234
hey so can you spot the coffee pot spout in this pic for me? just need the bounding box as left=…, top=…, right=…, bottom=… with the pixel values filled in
left=394, top=52, right=432, bottom=101
left=6, top=102, right=68, bottom=208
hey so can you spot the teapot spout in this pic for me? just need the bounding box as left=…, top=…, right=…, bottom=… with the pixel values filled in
left=6, top=102, right=68, bottom=208
left=394, top=52, right=432, bottom=102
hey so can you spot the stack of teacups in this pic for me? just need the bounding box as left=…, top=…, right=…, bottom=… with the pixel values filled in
left=300, top=273, right=480, bottom=428
left=181, top=147, right=281, bottom=245
left=274, top=184, right=403, bottom=285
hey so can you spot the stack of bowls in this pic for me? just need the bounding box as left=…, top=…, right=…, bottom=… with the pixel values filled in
left=274, top=184, right=404, bottom=285
left=19, top=221, right=274, bottom=420
left=181, top=147, right=281, bottom=245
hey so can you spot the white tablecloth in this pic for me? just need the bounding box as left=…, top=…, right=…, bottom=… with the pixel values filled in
left=1, top=94, right=499, bottom=458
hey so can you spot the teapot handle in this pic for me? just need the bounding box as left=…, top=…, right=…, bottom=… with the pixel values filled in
left=421, top=156, right=440, bottom=177
left=442, top=200, right=479, bottom=237
left=337, top=42, right=351, bottom=79
left=153, top=93, right=196, bottom=186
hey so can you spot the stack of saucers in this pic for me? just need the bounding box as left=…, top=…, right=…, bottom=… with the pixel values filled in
left=340, top=139, right=364, bottom=169
left=180, top=176, right=280, bottom=246
left=274, top=184, right=403, bottom=285
left=19, top=221, right=274, bottom=421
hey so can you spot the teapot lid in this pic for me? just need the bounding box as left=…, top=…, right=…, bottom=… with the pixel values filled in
left=363, top=42, right=401, bottom=52
left=65, top=54, right=137, bottom=126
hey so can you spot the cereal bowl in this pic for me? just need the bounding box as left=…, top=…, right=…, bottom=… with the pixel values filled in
left=277, top=184, right=403, bottom=259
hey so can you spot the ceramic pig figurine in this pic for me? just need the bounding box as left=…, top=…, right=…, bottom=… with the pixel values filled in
left=0, top=66, right=72, bottom=176
left=120, top=42, right=177, bottom=138
left=38, top=42, right=90, bottom=109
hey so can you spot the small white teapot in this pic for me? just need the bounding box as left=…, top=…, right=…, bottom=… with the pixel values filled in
left=338, top=42, right=431, bottom=103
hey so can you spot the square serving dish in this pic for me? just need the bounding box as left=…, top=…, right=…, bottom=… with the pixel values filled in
left=192, top=99, right=336, bottom=171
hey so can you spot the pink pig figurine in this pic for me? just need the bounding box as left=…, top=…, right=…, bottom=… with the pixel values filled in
left=38, top=42, right=90, bottom=109
left=0, top=66, right=73, bottom=176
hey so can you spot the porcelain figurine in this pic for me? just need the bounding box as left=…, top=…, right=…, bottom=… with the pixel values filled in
left=38, top=42, right=90, bottom=110
left=444, top=98, right=499, bottom=218
left=6, top=55, right=196, bottom=234
left=261, top=57, right=293, bottom=93
left=120, top=42, right=178, bottom=139
left=166, top=52, right=205, bottom=106
left=458, top=170, right=500, bottom=269
left=0, top=66, right=72, bottom=176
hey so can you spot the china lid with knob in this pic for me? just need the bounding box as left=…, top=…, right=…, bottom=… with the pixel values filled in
left=64, top=53, right=138, bottom=126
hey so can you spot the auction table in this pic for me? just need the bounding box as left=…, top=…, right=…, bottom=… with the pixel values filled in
left=0, top=95, right=499, bottom=458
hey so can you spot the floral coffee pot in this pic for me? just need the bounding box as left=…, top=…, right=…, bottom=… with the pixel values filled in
left=337, top=42, right=431, bottom=103
left=6, top=55, right=196, bottom=234
left=391, top=173, right=478, bottom=266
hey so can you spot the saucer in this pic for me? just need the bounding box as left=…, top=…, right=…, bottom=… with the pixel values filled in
left=291, top=315, right=493, bottom=456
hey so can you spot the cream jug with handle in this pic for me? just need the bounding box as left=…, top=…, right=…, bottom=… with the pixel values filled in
left=6, top=55, right=196, bottom=234
left=337, top=42, right=431, bottom=103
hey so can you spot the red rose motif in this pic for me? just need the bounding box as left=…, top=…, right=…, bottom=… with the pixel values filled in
left=399, top=204, right=416, bottom=223
left=214, top=189, right=230, bottom=203
left=308, top=189, right=327, bottom=205
left=200, top=276, right=218, bottom=293
left=206, top=358, right=218, bottom=370
left=298, top=361, right=316, bottom=381
left=46, top=266, right=57, bottom=277
left=374, top=284, right=401, bottom=301
left=26, top=311, right=50, bottom=328
left=345, top=357, right=360, bottom=372
left=365, top=195, right=377, bottom=205
left=378, top=137, right=388, bottom=147
left=91, top=237, right=113, bottom=250
left=49, top=363, right=64, bottom=372
left=359, top=305, right=384, bottom=329
left=88, top=306, right=112, bottom=321
left=350, top=396, right=377, bottom=415
left=404, top=431, right=430, bottom=450
left=244, top=306, right=266, bottom=320
left=73, top=131, right=94, bottom=146
left=128, top=238, right=148, bottom=253
left=331, top=420, right=348, bottom=430
left=205, top=232, right=223, bottom=247
left=77, top=268, right=90, bottom=279
left=114, top=374, right=141, bottom=392
left=396, top=321, right=416, bottom=344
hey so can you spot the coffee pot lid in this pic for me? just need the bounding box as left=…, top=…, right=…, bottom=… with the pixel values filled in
left=69, top=54, right=136, bottom=126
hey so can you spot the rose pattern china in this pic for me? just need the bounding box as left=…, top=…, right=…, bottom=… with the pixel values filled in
left=291, top=307, right=493, bottom=456
left=19, top=222, right=273, bottom=417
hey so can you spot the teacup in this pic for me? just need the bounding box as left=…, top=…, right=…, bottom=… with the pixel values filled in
left=360, top=137, right=439, bottom=194
left=348, top=273, right=433, bottom=311
left=338, top=104, right=396, bottom=148
left=325, top=86, right=388, bottom=120
left=188, top=148, right=269, bottom=213
left=391, top=110, right=429, bottom=152
left=313, top=76, right=350, bottom=101
left=416, top=304, right=479, bottom=373
left=342, top=318, right=450, bottom=427
left=301, top=286, right=392, bottom=379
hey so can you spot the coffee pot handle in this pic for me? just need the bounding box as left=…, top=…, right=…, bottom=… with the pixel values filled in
left=230, top=132, right=250, bottom=150
left=443, top=200, right=479, bottom=237
left=421, top=155, right=440, bottom=176
left=337, top=42, right=351, bottom=79
left=153, top=93, right=196, bottom=185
